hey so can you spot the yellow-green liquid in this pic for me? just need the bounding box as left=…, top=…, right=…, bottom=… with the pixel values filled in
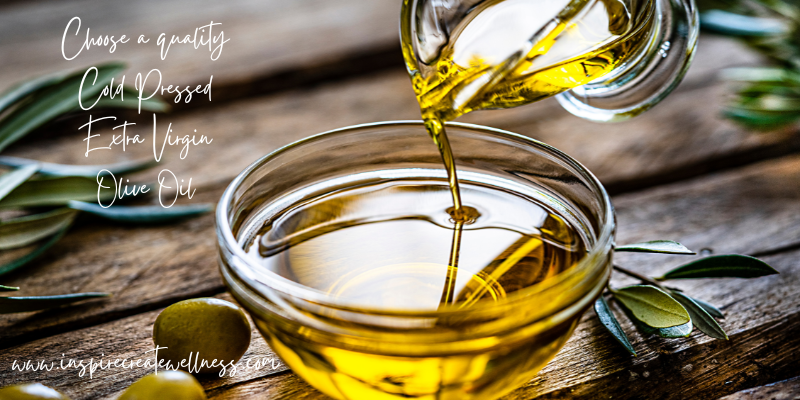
left=408, top=0, right=653, bottom=121
left=249, top=180, right=585, bottom=310
left=246, top=177, right=586, bottom=399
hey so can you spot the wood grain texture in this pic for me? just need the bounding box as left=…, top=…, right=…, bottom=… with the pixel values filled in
left=2, top=155, right=799, bottom=399
left=0, top=293, right=288, bottom=400
left=718, top=376, right=800, bottom=400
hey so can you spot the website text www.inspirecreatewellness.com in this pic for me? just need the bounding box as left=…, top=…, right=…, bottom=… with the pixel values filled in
left=8, top=346, right=283, bottom=379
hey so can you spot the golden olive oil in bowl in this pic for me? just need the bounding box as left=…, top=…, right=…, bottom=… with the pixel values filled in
left=218, top=122, right=615, bottom=400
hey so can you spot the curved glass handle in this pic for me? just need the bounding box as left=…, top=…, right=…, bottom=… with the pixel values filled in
left=556, top=0, right=699, bottom=122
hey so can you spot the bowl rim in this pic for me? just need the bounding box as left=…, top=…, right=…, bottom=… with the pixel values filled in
left=216, top=120, right=615, bottom=316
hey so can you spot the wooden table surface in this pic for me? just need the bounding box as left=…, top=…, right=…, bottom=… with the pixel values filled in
left=1, top=1, right=799, bottom=399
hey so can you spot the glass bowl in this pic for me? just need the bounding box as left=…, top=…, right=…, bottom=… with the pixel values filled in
left=217, top=121, right=615, bottom=400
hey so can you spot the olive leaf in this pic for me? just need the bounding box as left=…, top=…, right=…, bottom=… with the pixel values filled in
left=731, top=96, right=800, bottom=112
left=0, top=176, right=116, bottom=208
left=594, top=297, right=636, bottom=356
left=0, top=156, right=156, bottom=178
left=686, top=295, right=725, bottom=319
left=0, top=208, right=78, bottom=250
left=0, top=164, right=39, bottom=201
left=93, top=86, right=170, bottom=113
left=0, top=292, right=110, bottom=314
left=701, top=0, right=800, bottom=129
left=671, top=291, right=729, bottom=340
left=611, top=285, right=691, bottom=328
left=700, top=10, right=789, bottom=36
left=615, top=240, right=695, bottom=255
left=723, top=108, right=800, bottom=129
left=68, top=200, right=213, bottom=224
left=0, top=62, right=127, bottom=153
left=0, top=70, right=70, bottom=114
left=618, top=302, right=694, bottom=338
left=721, top=67, right=800, bottom=83
left=0, top=285, right=19, bottom=292
left=0, top=225, right=71, bottom=277
left=657, top=255, right=779, bottom=280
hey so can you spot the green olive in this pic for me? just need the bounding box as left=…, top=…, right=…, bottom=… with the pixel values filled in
left=118, top=371, right=206, bottom=400
left=153, top=298, right=251, bottom=374
left=0, top=383, right=70, bottom=400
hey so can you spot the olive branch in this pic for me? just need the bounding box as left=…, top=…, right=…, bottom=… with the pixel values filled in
left=698, top=0, right=800, bottom=129
left=596, top=240, right=777, bottom=355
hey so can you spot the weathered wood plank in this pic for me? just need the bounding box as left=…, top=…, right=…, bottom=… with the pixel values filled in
left=0, top=185, right=225, bottom=346
left=206, top=372, right=317, bottom=400
left=0, top=293, right=288, bottom=400
left=514, top=250, right=800, bottom=400
left=462, top=80, right=800, bottom=193
left=0, top=0, right=402, bottom=104
left=0, top=35, right=794, bottom=347
left=718, top=376, right=800, bottom=400
left=2, top=154, right=799, bottom=399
